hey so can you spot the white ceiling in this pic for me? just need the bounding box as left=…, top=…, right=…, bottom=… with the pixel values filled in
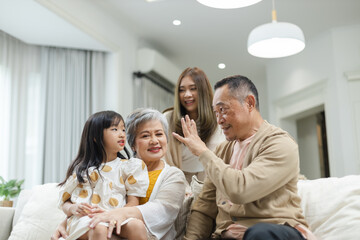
left=1, top=0, right=360, bottom=84
left=0, top=0, right=109, bottom=51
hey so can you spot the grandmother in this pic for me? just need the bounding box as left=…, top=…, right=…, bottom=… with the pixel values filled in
left=52, top=108, right=186, bottom=240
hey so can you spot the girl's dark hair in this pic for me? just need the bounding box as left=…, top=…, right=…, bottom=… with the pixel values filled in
left=59, top=111, right=130, bottom=186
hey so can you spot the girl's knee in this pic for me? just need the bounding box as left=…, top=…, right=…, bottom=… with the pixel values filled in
left=127, top=218, right=146, bottom=230
left=122, top=219, right=147, bottom=240
left=89, top=224, right=108, bottom=239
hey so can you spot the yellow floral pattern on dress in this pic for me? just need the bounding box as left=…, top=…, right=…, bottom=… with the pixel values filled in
left=91, top=194, right=101, bottom=204
left=62, top=192, right=71, bottom=202
left=119, top=176, right=125, bottom=185
left=109, top=197, right=119, bottom=207
left=78, top=189, right=88, bottom=198
left=102, top=165, right=112, bottom=172
left=90, top=171, right=99, bottom=182
left=128, top=175, right=137, bottom=184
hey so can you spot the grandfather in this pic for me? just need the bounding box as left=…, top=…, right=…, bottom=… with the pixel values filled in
left=173, top=75, right=316, bottom=240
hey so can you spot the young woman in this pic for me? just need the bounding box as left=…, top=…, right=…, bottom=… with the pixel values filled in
left=164, top=67, right=225, bottom=183
left=57, top=111, right=149, bottom=240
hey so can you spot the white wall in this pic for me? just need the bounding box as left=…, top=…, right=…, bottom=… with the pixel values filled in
left=266, top=24, right=360, bottom=177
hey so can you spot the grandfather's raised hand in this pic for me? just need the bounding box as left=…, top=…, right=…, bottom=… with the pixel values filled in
left=172, top=115, right=208, bottom=156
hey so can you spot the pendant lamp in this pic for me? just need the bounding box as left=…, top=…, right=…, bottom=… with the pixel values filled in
left=247, top=0, right=305, bottom=58
left=196, top=0, right=262, bottom=9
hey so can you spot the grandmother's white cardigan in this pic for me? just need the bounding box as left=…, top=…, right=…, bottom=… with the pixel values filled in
left=136, top=161, right=186, bottom=240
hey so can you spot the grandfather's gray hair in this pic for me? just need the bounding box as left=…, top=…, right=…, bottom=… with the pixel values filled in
left=125, top=108, right=169, bottom=152
left=214, top=75, right=259, bottom=111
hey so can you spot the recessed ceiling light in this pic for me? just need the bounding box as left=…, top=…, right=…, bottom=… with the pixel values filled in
left=173, top=20, right=181, bottom=26
left=218, top=63, right=226, bottom=69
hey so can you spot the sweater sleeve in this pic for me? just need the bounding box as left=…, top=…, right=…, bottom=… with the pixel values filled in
left=199, top=134, right=299, bottom=204
left=136, top=167, right=186, bottom=239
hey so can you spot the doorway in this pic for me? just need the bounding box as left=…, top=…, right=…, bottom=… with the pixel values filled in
left=296, top=110, right=330, bottom=179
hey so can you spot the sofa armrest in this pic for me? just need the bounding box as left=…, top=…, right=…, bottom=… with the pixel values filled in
left=0, top=206, right=15, bottom=240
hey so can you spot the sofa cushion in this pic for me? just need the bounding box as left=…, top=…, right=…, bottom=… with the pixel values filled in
left=12, top=188, right=33, bottom=226
left=8, top=183, right=66, bottom=240
left=297, top=175, right=360, bottom=240
left=0, top=207, right=15, bottom=240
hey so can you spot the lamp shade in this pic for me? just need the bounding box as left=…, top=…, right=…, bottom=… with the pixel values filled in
left=247, top=21, right=305, bottom=58
left=196, top=0, right=262, bottom=9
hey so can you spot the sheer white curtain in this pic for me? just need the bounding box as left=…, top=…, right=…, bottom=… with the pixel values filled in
left=133, top=76, right=174, bottom=112
left=0, top=31, right=106, bottom=188
left=0, top=32, right=43, bottom=189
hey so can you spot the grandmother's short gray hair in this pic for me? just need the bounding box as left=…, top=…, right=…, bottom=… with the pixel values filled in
left=125, top=108, right=169, bottom=153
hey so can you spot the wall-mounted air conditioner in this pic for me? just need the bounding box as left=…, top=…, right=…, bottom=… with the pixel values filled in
left=135, top=48, right=181, bottom=93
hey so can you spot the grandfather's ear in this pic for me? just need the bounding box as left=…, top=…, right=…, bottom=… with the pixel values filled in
left=246, top=95, right=256, bottom=110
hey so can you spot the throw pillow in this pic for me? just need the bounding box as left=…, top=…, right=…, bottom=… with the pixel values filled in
left=297, top=175, right=360, bottom=240
left=8, top=183, right=66, bottom=240
left=174, top=175, right=204, bottom=240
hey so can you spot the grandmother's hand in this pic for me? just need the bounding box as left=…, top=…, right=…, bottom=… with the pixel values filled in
left=89, top=208, right=127, bottom=239
left=172, top=115, right=208, bottom=156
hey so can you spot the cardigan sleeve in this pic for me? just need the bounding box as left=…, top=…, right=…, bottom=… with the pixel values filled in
left=199, top=133, right=299, bottom=204
left=136, top=167, right=186, bottom=239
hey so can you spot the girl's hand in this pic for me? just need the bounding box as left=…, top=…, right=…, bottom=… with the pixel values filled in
left=69, top=202, right=93, bottom=217
left=90, top=205, right=106, bottom=214
left=51, top=219, right=68, bottom=240
left=89, top=208, right=127, bottom=239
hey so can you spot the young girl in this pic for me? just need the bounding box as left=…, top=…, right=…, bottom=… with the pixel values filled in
left=58, top=111, right=149, bottom=240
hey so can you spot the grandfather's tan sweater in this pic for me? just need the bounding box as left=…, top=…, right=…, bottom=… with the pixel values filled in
left=185, top=121, right=308, bottom=239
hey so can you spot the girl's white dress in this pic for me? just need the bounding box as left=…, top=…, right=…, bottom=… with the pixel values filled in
left=58, top=157, right=149, bottom=240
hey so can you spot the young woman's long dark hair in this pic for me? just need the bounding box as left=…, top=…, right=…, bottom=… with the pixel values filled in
left=59, top=111, right=130, bottom=186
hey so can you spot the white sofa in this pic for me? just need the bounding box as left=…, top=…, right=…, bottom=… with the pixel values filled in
left=1, top=175, right=360, bottom=240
